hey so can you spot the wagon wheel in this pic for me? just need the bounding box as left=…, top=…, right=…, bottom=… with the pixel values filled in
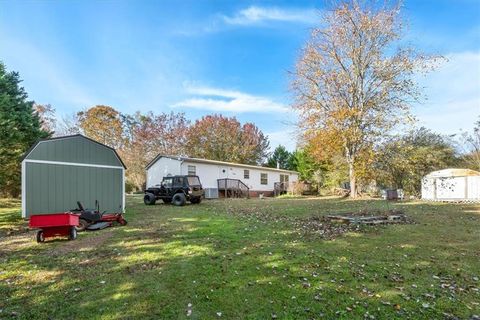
left=36, top=230, right=45, bottom=243
left=75, top=219, right=89, bottom=232
left=119, top=218, right=128, bottom=226
left=69, top=227, right=77, bottom=240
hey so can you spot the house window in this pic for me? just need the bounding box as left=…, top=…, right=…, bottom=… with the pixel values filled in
left=188, top=165, right=196, bottom=175
left=280, top=174, right=289, bottom=183
left=244, top=169, right=250, bottom=179
left=261, top=173, right=268, bottom=185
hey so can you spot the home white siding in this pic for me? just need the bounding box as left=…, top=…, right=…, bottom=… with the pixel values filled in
left=146, top=156, right=299, bottom=196
left=180, top=162, right=221, bottom=189
left=181, top=160, right=298, bottom=192
left=146, top=157, right=182, bottom=188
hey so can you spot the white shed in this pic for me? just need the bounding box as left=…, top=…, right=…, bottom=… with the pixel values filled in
left=146, top=155, right=299, bottom=198
left=421, top=168, right=480, bottom=202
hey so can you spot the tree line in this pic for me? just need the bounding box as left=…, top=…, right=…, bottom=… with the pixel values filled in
left=0, top=62, right=50, bottom=197
left=1, top=57, right=478, bottom=198
left=267, top=125, right=478, bottom=196
left=289, top=0, right=479, bottom=197
left=1, top=1, right=478, bottom=198
left=52, top=107, right=272, bottom=192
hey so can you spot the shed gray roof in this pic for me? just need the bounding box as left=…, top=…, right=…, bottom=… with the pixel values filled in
left=22, top=134, right=127, bottom=169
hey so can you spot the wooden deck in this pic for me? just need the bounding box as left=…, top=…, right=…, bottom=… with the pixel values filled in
left=217, top=178, right=250, bottom=198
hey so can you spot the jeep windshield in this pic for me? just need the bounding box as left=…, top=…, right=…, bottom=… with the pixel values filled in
left=187, top=176, right=201, bottom=186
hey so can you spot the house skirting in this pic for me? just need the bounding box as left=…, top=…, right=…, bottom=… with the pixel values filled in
left=215, top=190, right=275, bottom=198
left=249, top=190, right=274, bottom=197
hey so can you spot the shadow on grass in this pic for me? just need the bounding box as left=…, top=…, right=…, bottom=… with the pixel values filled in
left=1, top=196, right=479, bottom=319
left=0, top=198, right=27, bottom=237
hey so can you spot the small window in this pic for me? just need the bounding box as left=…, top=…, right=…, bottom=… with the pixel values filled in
left=188, top=165, right=196, bottom=175
left=244, top=169, right=250, bottom=179
left=280, top=174, right=289, bottom=183
left=261, top=173, right=268, bottom=185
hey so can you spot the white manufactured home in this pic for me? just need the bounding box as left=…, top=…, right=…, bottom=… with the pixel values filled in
left=146, top=155, right=299, bottom=198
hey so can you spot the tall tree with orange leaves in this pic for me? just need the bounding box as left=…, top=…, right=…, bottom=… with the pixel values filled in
left=77, top=105, right=125, bottom=149
left=185, top=114, right=269, bottom=165
left=291, top=0, right=440, bottom=197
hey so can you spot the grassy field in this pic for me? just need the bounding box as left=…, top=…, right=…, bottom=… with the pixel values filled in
left=0, top=196, right=479, bottom=319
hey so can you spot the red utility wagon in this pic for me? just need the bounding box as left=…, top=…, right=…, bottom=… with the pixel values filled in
left=29, top=213, right=80, bottom=243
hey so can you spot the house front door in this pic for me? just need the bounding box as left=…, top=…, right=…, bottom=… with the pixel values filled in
left=219, top=167, right=228, bottom=179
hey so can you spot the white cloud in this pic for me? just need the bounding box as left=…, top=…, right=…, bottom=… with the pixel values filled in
left=173, top=84, right=289, bottom=113
left=414, top=51, right=480, bottom=134
left=222, top=6, right=319, bottom=26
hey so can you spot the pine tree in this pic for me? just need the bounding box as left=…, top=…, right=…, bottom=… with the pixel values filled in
left=266, top=145, right=293, bottom=170
left=0, top=61, right=50, bottom=197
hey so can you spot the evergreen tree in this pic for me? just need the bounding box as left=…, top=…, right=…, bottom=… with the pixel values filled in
left=0, top=61, right=50, bottom=197
left=289, top=149, right=323, bottom=181
left=266, top=145, right=292, bottom=170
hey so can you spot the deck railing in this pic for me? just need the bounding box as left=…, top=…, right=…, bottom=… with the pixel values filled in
left=274, top=182, right=289, bottom=196
left=217, top=178, right=250, bottom=198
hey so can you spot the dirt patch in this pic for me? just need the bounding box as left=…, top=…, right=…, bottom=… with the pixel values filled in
left=326, top=209, right=414, bottom=225
left=0, top=228, right=117, bottom=257
left=47, top=229, right=115, bottom=256
left=292, top=216, right=363, bottom=239
left=225, top=206, right=413, bottom=240
left=297, top=210, right=413, bottom=239
left=0, top=231, right=37, bottom=256
left=0, top=225, right=30, bottom=238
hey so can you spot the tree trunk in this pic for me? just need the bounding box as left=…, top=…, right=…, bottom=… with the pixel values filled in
left=348, top=161, right=356, bottom=199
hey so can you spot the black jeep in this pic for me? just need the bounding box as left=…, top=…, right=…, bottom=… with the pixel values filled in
left=144, top=175, right=204, bottom=206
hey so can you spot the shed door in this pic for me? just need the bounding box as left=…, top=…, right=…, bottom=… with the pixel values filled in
left=24, top=162, right=123, bottom=217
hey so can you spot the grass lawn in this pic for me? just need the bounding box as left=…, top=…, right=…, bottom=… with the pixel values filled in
left=0, top=196, right=479, bottom=319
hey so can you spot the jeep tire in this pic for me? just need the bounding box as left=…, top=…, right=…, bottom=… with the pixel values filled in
left=172, top=193, right=186, bottom=206
left=190, top=197, right=202, bottom=204
left=144, top=193, right=156, bottom=205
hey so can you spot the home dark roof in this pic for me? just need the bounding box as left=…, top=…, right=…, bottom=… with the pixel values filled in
left=21, top=134, right=127, bottom=169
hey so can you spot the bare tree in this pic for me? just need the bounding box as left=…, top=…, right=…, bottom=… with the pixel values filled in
left=461, top=117, right=480, bottom=170
left=55, top=112, right=81, bottom=137
left=291, top=0, right=440, bottom=197
left=34, top=103, right=56, bottom=134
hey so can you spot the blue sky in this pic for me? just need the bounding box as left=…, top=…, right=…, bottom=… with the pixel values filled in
left=1, top=0, right=479, bottom=151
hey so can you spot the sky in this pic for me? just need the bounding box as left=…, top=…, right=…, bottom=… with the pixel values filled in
left=1, top=0, right=479, bottom=151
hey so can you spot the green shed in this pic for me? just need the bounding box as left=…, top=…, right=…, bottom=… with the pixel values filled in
left=21, top=134, right=126, bottom=218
